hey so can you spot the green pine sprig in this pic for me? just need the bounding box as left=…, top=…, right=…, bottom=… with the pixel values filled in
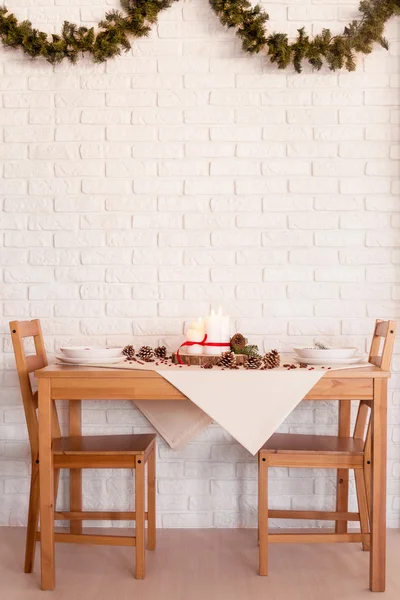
left=231, top=343, right=259, bottom=357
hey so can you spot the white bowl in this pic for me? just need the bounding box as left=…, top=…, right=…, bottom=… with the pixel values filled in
left=295, top=355, right=365, bottom=366
left=56, top=354, right=123, bottom=365
left=293, top=347, right=358, bottom=360
left=60, top=346, right=124, bottom=359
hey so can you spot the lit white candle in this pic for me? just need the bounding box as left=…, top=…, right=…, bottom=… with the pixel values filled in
left=204, top=307, right=230, bottom=356
left=186, top=318, right=205, bottom=355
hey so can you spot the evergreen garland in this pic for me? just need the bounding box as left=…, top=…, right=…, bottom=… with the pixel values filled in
left=0, top=0, right=178, bottom=64
left=210, top=0, right=400, bottom=72
left=0, top=0, right=398, bottom=71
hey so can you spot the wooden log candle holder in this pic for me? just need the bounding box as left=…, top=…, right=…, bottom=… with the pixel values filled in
left=172, top=353, right=246, bottom=366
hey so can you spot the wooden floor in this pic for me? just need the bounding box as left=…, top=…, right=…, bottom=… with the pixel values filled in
left=1, top=527, right=399, bottom=599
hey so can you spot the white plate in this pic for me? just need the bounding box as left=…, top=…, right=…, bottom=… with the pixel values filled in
left=56, top=355, right=123, bottom=365
left=60, top=346, right=123, bottom=359
left=294, top=347, right=358, bottom=360
left=295, top=355, right=366, bottom=366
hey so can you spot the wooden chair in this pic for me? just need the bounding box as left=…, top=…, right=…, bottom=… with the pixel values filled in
left=9, top=319, right=156, bottom=581
left=258, top=319, right=396, bottom=576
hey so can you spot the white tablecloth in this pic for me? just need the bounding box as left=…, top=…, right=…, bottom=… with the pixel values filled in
left=89, top=357, right=372, bottom=455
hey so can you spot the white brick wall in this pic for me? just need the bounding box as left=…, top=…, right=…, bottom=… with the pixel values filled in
left=0, top=0, right=399, bottom=528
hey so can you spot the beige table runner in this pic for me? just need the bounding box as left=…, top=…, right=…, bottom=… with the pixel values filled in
left=86, top=356, right=372, bottom=455
left=134, top=399, right=212, bottom=450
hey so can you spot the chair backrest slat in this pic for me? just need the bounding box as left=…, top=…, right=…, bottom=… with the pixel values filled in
left=368, top=319, right=396, bottom=371
left=353, top=401, right=370, bottom=441
left=374, top=320, right=389, bottom=338
left=18, top=320, right=41, bottom=338
left=26, top=354, right=47, bottom=374
left=353, top=319, right=396, bottom=447
left=9, top=320, right=50, bottom=458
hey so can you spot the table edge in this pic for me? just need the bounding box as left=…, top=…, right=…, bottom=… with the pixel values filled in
left=35, top=365, right=391, bottom=379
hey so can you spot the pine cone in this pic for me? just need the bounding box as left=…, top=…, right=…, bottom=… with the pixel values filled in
left=245, top=354, right=263, bottom=370
left=218, top=351, right=237, bottom=369
left=154, top=345, right=167, bottom=359
left=122, top=345, right=135, bottom=359
left=263, top=349, right=280, bottom=369
left=230, top=332, right=246, bottom=351
left=137, top=345, right=154, bottom=362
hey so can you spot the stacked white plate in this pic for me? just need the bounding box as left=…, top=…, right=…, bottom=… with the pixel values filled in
left=293, top=347, right=365, bottom=365
left=56, top=346, right=124, bottom=365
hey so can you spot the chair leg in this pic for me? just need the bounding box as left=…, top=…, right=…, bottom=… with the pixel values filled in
left=69, top=469, right=82, bottom=534
left=364, top=460, right=371, bottom=518
left=135, top=455, right=146, bottom=579
left=364, top=424, right=372, bottom=521
left=54, top=469, right=60, bottom=509
left=258, top=453, right=268, bottom=576
left=147, top=449, right=156, bottom=551
left=354, top=469, right=370, bottom=552
left=25, top=460, right=40, bottom=573
left=69, top=400, right=83, bottom=535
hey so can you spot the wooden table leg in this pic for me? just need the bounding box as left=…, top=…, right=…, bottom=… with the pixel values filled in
left=335, top=400, right=351, bottom=534
left=135, top=455, right=146, bottom=579
left=38, top=378, right=55, bottom=591
left=258, top=454, right=268, bottom=576
left=52, top=402, right=61, bottom=524
left=370, top=379, right=387, bottom=592
left=69, top=400, right=82, bottom=535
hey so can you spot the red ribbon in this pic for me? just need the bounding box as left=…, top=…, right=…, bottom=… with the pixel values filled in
left=176, top=334, right=230, bottom=365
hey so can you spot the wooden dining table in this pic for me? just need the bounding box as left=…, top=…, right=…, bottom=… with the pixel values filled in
left=35, top=363, right=390, bottom=592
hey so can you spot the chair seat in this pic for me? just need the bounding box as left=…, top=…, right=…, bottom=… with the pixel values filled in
left=260, top=433, right=365, bottom=456
left=53, top=433, right=156, bottom=456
